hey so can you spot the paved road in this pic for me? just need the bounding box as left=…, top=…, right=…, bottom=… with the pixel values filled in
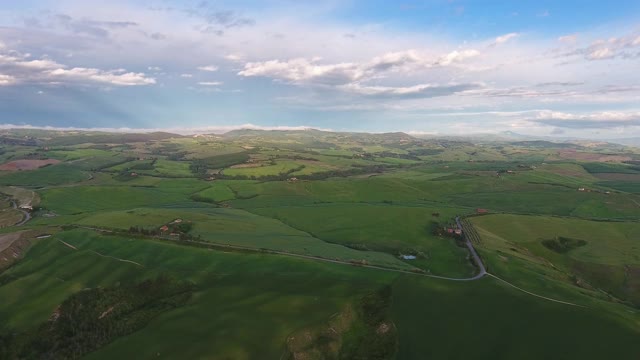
left=11, top=200, right=31, bottom=227
left=75, top=225, right=487, bottom=281
left=456, top=216, right=487, bottom=280
left=72, top=225, right=581, bottom=306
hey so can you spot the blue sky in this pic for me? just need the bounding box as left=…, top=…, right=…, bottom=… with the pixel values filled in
left=0, top=0, right=639, bottom=137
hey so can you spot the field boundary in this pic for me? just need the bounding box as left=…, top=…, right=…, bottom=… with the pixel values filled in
left=67, top=224, right=585, bottom=307
left=72, top=225, right=484, bottom=281
left=487, top=273, right=586, bottom=307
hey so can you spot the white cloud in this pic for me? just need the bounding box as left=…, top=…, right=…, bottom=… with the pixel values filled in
left=238, top=49, right=480, bottom=86
left=239, top=58, right=362, bottom=84
left=529, top=110, right=640, bottom=128
left=586, top=47, right=615, bottom=60
left=492, top=33, right=519, bottom=46
left=48, top=67, right=156, bottom=86
left=14, top=59, right=64, bottom=70
left=565, top=31, right=640, bottom=61
left=558, top=34, right=578, bottom=44
left=339, top=82, right=481, bottom=99
left=198, top=81, right=223, bottom=86
left=197, top=65, right=219, bottom=72
left=225, top=54, right=244, bottom=61
left=435, top=49, right=481, bottom=65
left=0, top=54, right=63, bottom=70
left=147, top=66, right=162, bottom=71
left=1, top=1, right=639, bottom=138
left=0, top=74, right=16, bottom=86
left=0, top=46, right=155, bottom=86
left=406, top=130, right=438, bottom=136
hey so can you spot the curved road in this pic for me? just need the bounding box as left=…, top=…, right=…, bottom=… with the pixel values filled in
left=75, top=224, right=488, bottom=282
left=72, top=224, right=581, bottom=306
left=11, top=200, right=31, bottom=227
left=456, top=216, right=487, bottom=280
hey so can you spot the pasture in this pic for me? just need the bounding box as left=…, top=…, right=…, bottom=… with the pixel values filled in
left=0, top=164, right=88, bottom=186
left=470, top=214, right=640, bottom=307
left=253, top=204, right=474, bottom=277
left=1, top=128, right=640, bottom=358
left=1, top=230, right=638, bottom=359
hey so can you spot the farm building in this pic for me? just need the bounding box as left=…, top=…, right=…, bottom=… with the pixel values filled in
left=159, top=225, right=169, bottom=232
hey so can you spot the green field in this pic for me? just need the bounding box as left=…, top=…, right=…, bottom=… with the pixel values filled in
left=223, top=160, right=303, bottom=177
left=253, top=204, right=474, bottom=277
left=1, top=128, right=639, bottom=359
left=471, top=214, right=640, bottom=307
left=0, top=164, right=89, bottom=186
left=1, top=230, right=639, bottom=359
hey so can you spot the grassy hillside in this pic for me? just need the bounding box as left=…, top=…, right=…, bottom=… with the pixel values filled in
left=0, top=129, right=639, bottom=358
left=1, top=230, right=638, bottom=359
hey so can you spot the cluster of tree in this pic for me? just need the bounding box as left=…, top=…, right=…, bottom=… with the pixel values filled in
left=128, top=222, right=198, bottom=241
left=428, top=221, right=463, bottom=244
left=215, top=164, right=306, bottom=181
left=0, top=136, right=37, bottom=146
left=408, top=148, right=445, bottom=156
left=128, top=159, right=157, bottom=171
left=189, top=160, right=209, bottom=177
left=541, top=237, right=588, bottom=254
left=190, top=152, right=252, bottom=177
left=273, top=154, right=319, bottom=161
left=128, top=226, right=160, bottom=236
left=165, top=151, right=189, bottom=161
left=18, top=151, right=49, bottom=160
left=294, top=164, right=393, bottom=181
left=338, top=286, right=397, bottom=359
left=376, top=151, right=422, bottom=161
left=92, top=157, right=138, bottom=172
left=151, top=143, right=189, bottom=160
left=0, top=276, right=194, bottom=360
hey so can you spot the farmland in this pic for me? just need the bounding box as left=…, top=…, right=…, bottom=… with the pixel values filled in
left=0, top=128, right=639, bottom=359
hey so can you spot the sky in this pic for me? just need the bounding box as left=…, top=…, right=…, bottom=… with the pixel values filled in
left=0, top=0, right=639, bottom=138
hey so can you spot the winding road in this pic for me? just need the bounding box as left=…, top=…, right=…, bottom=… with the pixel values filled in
left=456, top=216, right=487, bottom=280
left=72, top=221, right=582, bottom=307
left=11, top=200, right=31, bottom=227
left=75, top=224, right=488, bottom=282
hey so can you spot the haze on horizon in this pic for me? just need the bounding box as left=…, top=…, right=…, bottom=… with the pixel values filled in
left=0, top=0, right=639, bottom=139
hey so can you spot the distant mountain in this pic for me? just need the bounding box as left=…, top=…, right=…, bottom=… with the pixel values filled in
left=222, top=128, right=417, bottom=145
left=43, top=131, right=183, bottom=146
left=604, top=137, right=640, bottom=147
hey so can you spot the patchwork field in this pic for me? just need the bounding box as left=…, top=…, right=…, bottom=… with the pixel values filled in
left=0, top=158, right=60, bottom=171
left=0, top=129, right=639, bottom=359
left=471, top=214, right=640, bottom=307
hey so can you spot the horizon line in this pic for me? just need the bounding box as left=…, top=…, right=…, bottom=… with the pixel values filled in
left=0, top=123, right=636, bottom=144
